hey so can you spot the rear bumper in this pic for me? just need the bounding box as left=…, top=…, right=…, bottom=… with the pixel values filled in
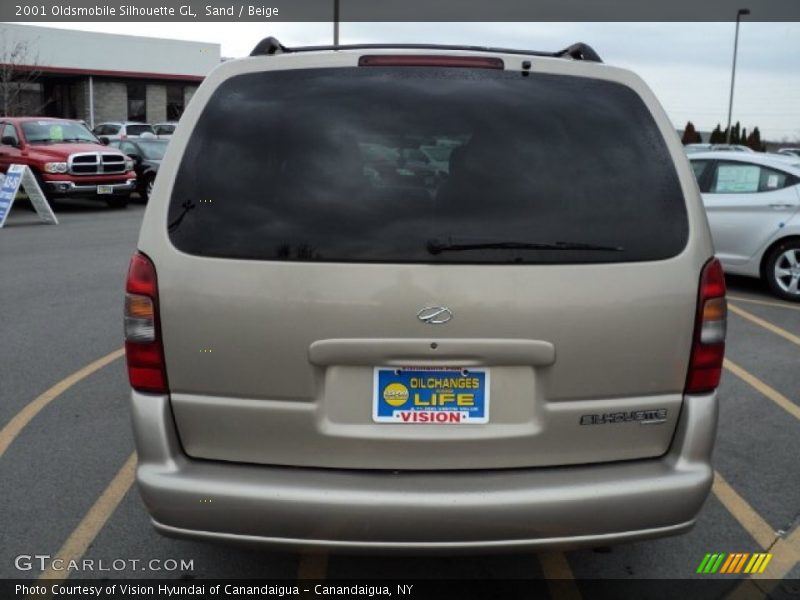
left=131, top=391, right=717, bottom=551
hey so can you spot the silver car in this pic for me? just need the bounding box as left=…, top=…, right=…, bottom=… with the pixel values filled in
left=93, top=121, right=155, bottom=141
left=124, top=40, right=726, bottom=551
left=690, top=151, right=800, bottom=301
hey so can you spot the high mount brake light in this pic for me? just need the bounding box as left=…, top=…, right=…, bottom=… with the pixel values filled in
left=124, top=252, right=168, bottom=393
left=358, top=55, right=504, bottom=69
left=685, top=258, right=727, bottom=394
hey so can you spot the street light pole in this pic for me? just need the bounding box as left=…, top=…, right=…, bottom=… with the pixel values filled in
left=725, top=8, right=750, bottom=144
left=333, top=0, right=339, bottom=46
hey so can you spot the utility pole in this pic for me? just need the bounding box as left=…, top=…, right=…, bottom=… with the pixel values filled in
left=333, top=0, right=339, bottom=46
left=726, top=8, right=750, bottom=144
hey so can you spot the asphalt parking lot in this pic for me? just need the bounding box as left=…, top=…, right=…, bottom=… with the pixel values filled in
left=1, top=200, right=799, bottom=598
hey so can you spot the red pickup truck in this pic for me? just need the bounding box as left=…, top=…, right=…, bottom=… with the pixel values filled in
left=0, top=117, right=137, bottom=208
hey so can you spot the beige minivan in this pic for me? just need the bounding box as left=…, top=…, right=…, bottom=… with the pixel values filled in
left=124, top=39, right=727, bottom=550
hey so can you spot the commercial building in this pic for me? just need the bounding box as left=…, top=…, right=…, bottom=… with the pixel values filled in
left=0, top=23, right=220, bottom=126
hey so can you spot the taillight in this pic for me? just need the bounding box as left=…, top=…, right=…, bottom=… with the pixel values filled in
left=685, top=258, right=727, bottom=394
left=124, top=252, right=168, bottom=393
left=358, top=55, right=504, bottom=69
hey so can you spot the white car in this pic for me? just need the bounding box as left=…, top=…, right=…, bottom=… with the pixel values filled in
left=685, top=143, right=753, bottom=154
left=93, top=121, right=155, bottom=141
left=689, top=151, right=800, bottom=300
left=777, top=148, right=800, bottom=158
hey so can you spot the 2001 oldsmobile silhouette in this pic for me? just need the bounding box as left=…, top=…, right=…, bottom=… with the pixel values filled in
left=123, top=38, right=726, bottom=551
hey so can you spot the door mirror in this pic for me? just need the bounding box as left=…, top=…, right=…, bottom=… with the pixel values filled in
left=1, top=136, right=18, bottom=147
left=99, top=136, right=110, bottom=145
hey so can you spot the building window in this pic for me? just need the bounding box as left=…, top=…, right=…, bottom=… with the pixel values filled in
left=127, top=82, right=146, bottom=122
left=167, top=84, right=185, bottom=120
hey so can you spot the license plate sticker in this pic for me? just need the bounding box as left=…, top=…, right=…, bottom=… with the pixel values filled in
left=373, top=367, right=489, bottom=424
left=97, top=185, right=113, bottom=194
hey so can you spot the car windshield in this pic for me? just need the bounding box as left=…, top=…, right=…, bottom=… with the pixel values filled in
left=22, top=121, right=97, bottom=144
left=135, top=141, right=168, bottom=160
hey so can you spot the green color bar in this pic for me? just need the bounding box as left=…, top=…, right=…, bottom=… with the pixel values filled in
left=696, top=554, right=712, bottom=574
left=710, top=553, right=726, bottom=573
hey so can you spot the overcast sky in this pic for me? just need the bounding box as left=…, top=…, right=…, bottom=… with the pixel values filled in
left=28, top=21, right=800, bottom=141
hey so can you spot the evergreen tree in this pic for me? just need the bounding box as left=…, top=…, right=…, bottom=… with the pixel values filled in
left=709, top=124, right=723, bottom=144
left=681, top=121, right=701, bottom=145
left=746, top=127, right=765, bottom=152
left=732, top=121, right=741, bottom=144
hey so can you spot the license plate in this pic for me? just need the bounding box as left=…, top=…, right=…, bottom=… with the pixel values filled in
left=97, top=185, right=113, bottom=194
left=373, top=367, right=489, bottom=424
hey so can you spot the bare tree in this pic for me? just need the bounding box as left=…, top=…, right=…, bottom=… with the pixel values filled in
left=0, top=36, right=44, bottom=116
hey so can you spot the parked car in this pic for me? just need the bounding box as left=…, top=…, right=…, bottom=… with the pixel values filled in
left=685, top=143, right=713, bottom=153
left=110, top=138, right=167, bottom=200
left=689, top=151, right=800, bottom=300
left=685, top=143, right=754, bottom=153
left=777, top=148, right=800, bottom=158
left=93, top=121, right=155, bottom=141
left=125, top=39, right=726, bottom=551
left=153, top=122, right=178, bottom=138
left=0, top=117, right=135, bottom=208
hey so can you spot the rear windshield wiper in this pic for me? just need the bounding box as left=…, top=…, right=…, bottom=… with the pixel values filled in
left=426, top=239, right=624, bottom=255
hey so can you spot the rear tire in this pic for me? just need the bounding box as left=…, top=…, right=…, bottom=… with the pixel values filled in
left=142, top=174, right=155, bottom=202
left=105, top=194, right=129, bottom=209
left=765, top=240, right=800, bottom=302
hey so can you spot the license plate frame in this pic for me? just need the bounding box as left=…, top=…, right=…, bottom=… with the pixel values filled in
left=372, top=366, right=490, bottom=424
left=97, top=185, right=113, bottom=194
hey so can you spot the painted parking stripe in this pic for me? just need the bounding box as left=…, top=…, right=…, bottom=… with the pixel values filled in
left=724, top=359, right=800, bottom=421
left=729, top=303, right=800, bottom=346
left=727, top=294, right=800, bottom=313
left=38, top=453, right=137, bottom=582
left=728, top=527, right=800, bottom=599
left=712, top=473, right=775, bottom=549
left=538, top=552, right=582, bottom=600
left=0, top=348, right=125, bottom=460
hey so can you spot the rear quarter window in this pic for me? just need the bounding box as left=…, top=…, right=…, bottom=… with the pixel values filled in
left=167, top=67, right=688, bottom=264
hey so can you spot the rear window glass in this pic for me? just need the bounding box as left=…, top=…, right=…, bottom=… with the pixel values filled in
left=168, top=67, right=688, bottom=263
left=127, top=124, right=154, bottom=136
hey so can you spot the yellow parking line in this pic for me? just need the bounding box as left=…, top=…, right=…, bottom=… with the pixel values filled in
left=724, top=359, right=800, bottom=422
left=39, top=452, right=137, bottom=581
left=712, top=472, right=776, bottom=549
left=0, top=348, right=125, bottom=460
left=727, top=527, right=800, bottom=599
left=296, top=552, right=328, bottom=579
left=728, top=303, right=800, bottom=346
left=727, top=295, right=800, bottom=313
left=538, top=552, right=582, bottom=600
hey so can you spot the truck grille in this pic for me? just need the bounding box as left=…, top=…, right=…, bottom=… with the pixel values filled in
left=68, top=153, right=127, bottom=175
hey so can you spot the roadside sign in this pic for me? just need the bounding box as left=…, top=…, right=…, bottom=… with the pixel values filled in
left=0, top=164, right=58, bottom=228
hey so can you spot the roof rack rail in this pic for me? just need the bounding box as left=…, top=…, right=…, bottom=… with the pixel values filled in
left=250, top=39, right=602, bottom=63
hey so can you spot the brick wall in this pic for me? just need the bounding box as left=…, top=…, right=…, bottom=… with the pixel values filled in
left=146, top=84, right=167, bottom=124
left=92, top=81, right=127, bottom=123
